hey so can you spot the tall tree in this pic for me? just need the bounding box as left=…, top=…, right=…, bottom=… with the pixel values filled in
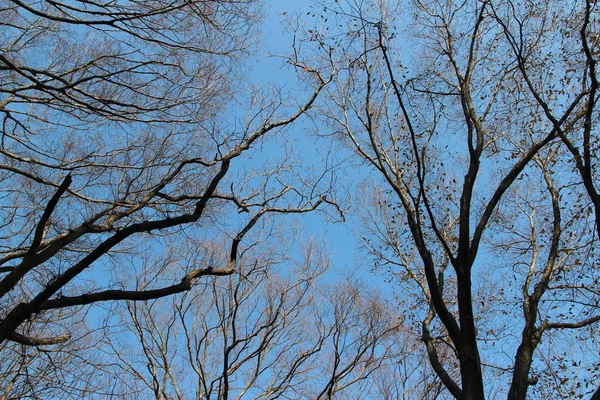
left=304, top=0, right=600, bottom=398
left=0, top=0, right=334, bottom=349
left=98, top=240, right=404, bottom=400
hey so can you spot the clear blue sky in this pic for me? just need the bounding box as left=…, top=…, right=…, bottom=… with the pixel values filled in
left=244, top=0, right=368, bottom=279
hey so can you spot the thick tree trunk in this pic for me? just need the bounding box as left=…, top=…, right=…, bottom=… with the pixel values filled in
left=507, top=341, right=533, bottom=400
left=457, top=269, right=485, bottom=400
left=459, top=343, right=486, bottom=400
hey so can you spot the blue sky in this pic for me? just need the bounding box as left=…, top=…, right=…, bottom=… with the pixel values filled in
left=242, top=0, right=368, bottom=279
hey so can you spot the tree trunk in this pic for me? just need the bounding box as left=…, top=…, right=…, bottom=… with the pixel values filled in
left=507, top=341, right=533, bottom=400
left=458, top=343, right=486, bottom=400
left=457, top=269, right=485, bottom=400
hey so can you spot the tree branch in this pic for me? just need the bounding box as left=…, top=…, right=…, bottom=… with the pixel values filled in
left=39, top=264, right=235, bottom=310
left=8, top=331, right=71, bottom=346
left=542, top=315, right=600, bottom=331
left=28, top=174, right=72, bottom=255
left=422, top=317, right=462, bottom=398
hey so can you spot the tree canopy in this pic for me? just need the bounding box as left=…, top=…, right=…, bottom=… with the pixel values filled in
left=1, top=0, right=600, bottom=399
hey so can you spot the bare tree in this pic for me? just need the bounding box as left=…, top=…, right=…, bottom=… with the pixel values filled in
left=301, top=0, right=600, bottom=398
left=0, top=312, right=116, bottom=400
left=89, top=238, right=404, bottom=400
left=0, top=0, right=336, bottom=351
